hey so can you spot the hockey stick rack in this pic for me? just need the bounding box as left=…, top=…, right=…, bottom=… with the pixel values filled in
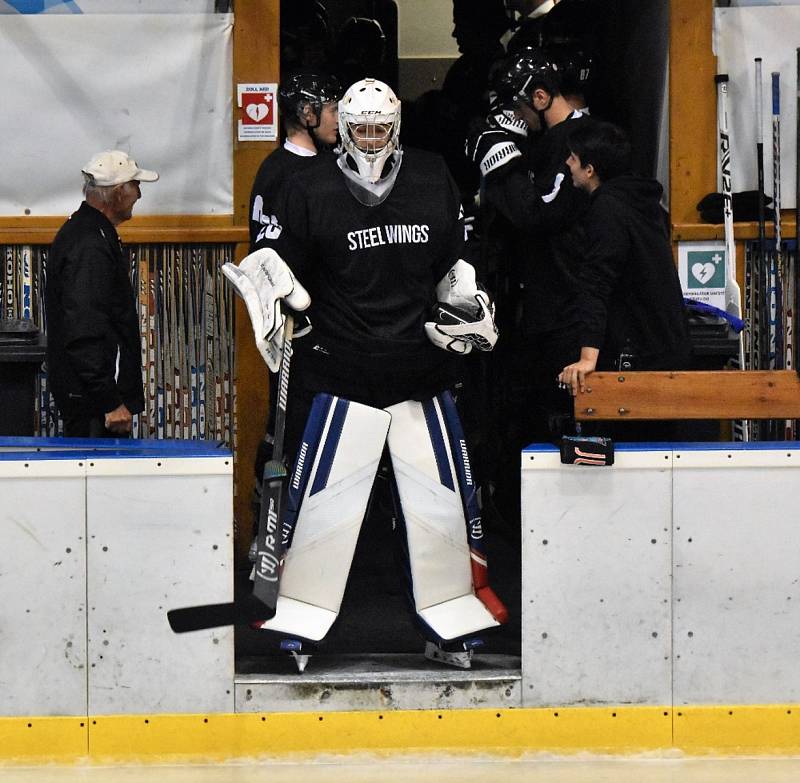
left=573, top=370, right=800, bottom=422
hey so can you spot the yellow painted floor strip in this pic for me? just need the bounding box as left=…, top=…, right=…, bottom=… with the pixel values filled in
left=2, top=705, right=799, bottom=765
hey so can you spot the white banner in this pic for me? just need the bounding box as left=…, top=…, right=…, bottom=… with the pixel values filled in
left=0, top=13, right=232, bottom=216
left=714, top=6, right=800, bottom=210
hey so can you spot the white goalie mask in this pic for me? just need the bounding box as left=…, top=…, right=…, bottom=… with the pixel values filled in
left=337, top=78, right=402, bottom=205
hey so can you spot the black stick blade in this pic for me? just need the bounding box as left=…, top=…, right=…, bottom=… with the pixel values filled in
left=166, top=593, right=275, bottom=633
left=252, top=462, right=288, bottom=610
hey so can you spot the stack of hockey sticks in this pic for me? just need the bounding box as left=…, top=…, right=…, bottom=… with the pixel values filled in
left=719, top=53, right=800, bottom=441
left=131, top=244, right=235, bottom=443
left=0, top=242, right=236, bottom=440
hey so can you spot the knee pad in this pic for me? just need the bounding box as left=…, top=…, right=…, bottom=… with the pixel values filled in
left=256, top=393, right=390, bottom=641
left=386, top=391, right=507, bottom=643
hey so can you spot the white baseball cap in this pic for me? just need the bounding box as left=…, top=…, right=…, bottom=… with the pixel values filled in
left=82, top=150, right=159, bottom=187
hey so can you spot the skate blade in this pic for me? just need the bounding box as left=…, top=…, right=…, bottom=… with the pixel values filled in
left=424, top=641, right=473, bottom=669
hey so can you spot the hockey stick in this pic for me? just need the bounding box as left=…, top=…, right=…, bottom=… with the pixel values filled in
left=716, top=74, right=749, bottom=442
left=795, top=47, right=800, bottom=384
left=771, top=70, right=792, bottom=440
left=756, top=58, right=768, bottom=372
left=769, top=72, right=781, bottom=374
left=166, top=312, right=294, bottom=633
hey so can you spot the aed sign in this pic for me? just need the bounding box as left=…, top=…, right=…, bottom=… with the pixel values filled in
left=678, top=241, right=726, bottom=310
left=237, top=83, right=278, bottom=141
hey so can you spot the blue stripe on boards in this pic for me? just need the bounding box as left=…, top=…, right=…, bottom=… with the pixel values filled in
left=4, top=1, right=82, bottom=13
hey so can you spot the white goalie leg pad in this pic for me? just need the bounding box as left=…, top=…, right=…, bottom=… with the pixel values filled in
left=386, top=395, right=500, bottom=641
left=257, top=394, right=390, bottom=641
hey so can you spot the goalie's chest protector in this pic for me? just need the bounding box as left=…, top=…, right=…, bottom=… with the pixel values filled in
left=290, top=149, right=463, bottom=346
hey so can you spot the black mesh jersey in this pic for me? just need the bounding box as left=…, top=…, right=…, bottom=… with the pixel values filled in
left=262, top=147, right=466, bottom=399
left=248, top=146, right=325, bottom=251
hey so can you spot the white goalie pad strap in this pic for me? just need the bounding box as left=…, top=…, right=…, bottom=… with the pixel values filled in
left=258, top=394, right=390, bottom=641
left=385, top=397, right=499, bottom=641
left=221, top=248, right=310, bottom=372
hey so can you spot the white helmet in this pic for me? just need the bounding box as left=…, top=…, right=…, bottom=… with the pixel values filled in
left=337, top=78, right=402, bottom=203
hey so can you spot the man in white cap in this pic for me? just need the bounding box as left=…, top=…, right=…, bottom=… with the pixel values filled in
left=45, top=150, right=158, bottom=437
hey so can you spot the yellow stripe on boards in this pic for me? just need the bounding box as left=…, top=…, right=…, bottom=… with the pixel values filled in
left=0, top=717, right=88, bottom=763
left=674, top=705, right=800, bottom=754
left=85, top=707, right=671, bottom=763
left=1, top=706, right=799, bottom=765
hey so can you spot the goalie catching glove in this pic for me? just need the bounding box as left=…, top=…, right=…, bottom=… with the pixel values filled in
left=221, top=248, right=311, bottom=372
left=424, top=259, right=498, bottom=355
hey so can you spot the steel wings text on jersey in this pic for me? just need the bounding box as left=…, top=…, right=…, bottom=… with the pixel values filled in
left=348, top=224, right=430, bottom=250
left=255, top=210, right=431, bottom=252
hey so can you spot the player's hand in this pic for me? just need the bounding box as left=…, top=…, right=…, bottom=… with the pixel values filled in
left=558, top=349, right=599, bottom=397
left=104, top=403, right=133, bottom=434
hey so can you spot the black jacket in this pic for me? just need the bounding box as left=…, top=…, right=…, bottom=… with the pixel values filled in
left=577, top=175, right=690, bottom=369
left=46, top=202, right=144, bottom=418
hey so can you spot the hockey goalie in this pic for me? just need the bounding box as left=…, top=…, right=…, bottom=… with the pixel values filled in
left=223, top=78, right=508, bottom=671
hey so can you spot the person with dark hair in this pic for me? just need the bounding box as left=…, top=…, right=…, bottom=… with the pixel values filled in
left=558, top=121, right=690, bottom=399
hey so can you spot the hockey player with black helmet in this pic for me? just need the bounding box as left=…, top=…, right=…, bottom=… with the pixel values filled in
left=249, top=70, right=342, bottom=251
left=545, top=41, right=593, bottom=113
left=466, top=47, right=594, bottom=444
left=226, top=78, right=508, bottom=670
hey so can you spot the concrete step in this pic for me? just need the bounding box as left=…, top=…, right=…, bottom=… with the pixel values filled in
left=235, top=653, right=522, bottom=712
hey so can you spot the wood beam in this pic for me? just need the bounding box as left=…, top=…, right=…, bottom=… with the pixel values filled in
left=669, top=0, right=716, bottom=228
left=232, top=0, right=279, bottom=561
left=574, top=370, right=800, bottom=421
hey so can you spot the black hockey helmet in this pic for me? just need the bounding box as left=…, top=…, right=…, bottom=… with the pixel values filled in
left=544, top=41, right=593, bottom=97
left=278, top=71, right=344, bottom=128
left=489, top=47, right=562, bottom=110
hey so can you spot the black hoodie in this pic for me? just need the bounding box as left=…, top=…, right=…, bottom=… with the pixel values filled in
left=576, top=175, right=690, bottom=369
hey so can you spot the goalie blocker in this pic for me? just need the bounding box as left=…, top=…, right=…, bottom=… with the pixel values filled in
left=253, top=390, right=508, bottom=647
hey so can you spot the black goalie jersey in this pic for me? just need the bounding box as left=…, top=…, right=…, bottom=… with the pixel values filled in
left=258, top=148, right=467, bottom=405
